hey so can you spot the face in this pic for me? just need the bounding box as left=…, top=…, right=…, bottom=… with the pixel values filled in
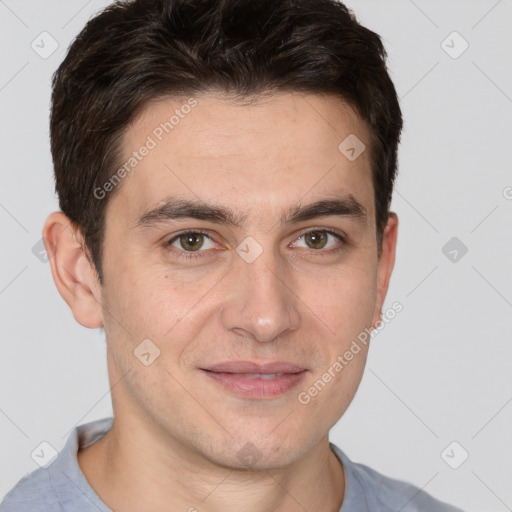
left=82, top=92, right=396, bottom=469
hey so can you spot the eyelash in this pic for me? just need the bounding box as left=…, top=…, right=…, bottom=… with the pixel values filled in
left=163, top=228, right=347, bottom=262
left=163, top=229, right=217, bottom=262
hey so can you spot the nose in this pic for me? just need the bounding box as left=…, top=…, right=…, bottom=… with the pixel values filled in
left=220, top=249, right=301, bottom=343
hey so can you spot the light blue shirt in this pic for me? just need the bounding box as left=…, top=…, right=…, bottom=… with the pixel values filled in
left=0, top=417, right=463, bottom=511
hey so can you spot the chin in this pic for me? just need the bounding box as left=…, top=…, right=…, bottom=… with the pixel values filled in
left=203, top=431, right=312, bottom=472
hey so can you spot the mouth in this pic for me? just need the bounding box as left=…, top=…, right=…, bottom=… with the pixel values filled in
left=199, top=361, right=308, bottom=399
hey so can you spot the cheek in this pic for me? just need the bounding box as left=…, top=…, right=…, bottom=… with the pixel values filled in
left=100, top=256, right=225, bottom=375
left=103, top=254, right=199, bottom=333
left=310, top=264, right=377, bottom=342
left=289, top=262, right=375, bottom=408
left=294, top=341, right=369, bottom=444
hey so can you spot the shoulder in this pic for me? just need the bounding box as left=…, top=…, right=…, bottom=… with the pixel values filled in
left=1, top=417, right=114, bottom=512
left=350, top=461, right=463, bottom=511
left=0, top=467, right=61, bottom=512
left=330, top=443, right=464, bottom=512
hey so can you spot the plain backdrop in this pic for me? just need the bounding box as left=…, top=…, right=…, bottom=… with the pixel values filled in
left=1, top=1, right=511, bottom=511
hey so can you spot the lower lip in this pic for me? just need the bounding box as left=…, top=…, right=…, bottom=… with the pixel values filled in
left=200, top=370, right=308, bottom=399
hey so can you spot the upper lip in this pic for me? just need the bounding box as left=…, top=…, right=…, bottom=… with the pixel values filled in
left=201, top=361, right=307, bottom=374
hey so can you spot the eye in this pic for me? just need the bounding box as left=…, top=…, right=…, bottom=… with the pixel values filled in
left=291, top=229, right=345, bottom=251
left=166, top=230, right=216, bottom=252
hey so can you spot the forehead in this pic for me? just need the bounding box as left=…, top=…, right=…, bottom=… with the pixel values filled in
left=107, top=91, right=374, bottom=223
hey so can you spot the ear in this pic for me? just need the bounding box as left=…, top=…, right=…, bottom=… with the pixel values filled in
left=370, top=212, right=398, bottom=329
left=42, top=211, right=104, bottom=328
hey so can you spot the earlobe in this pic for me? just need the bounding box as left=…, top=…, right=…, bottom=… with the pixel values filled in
left=370, top=212, right=398, bottom=329
left=42, top=211, right=104, bottom=329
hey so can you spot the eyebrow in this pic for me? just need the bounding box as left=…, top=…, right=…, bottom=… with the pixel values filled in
left=132, top=195, right=367, bottom=229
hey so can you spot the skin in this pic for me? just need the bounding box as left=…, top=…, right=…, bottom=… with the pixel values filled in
left=43, top=91, right=398, bottom=512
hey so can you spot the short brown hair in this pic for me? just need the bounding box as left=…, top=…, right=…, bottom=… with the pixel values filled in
left=50, top=0, right=403, bottom=283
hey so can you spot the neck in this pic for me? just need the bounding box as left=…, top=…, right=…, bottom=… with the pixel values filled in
left=77, top=416, right=345, bottom=512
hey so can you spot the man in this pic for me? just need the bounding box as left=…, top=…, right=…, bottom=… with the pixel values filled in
left=1, top=0, right=463, bottom=510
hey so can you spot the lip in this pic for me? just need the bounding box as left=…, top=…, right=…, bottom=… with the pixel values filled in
left=200, top=361, right=308, bottom=399
left=203, top=361, right=307, bottom=374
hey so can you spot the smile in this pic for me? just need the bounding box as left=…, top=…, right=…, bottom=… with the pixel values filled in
left=200, top=362, right=308, bottom=399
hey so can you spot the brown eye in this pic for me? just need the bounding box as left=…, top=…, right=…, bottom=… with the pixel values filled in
left=304, top=230, right=328, bottom=249
left=164, top=230, right=218, bottom=262
left=179, top=232, right=205, bottom=251
left=292, top=229, right=345, bottom=252
left=165, top=230, right=216, bottom=258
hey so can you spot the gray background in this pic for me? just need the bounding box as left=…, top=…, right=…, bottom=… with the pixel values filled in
left=1, top=1, right=511, bottom=510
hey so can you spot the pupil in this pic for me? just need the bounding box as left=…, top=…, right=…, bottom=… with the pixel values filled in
left=181, top=233, right=203, bottom=251
left=305, top=231, right=327, bottom=249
